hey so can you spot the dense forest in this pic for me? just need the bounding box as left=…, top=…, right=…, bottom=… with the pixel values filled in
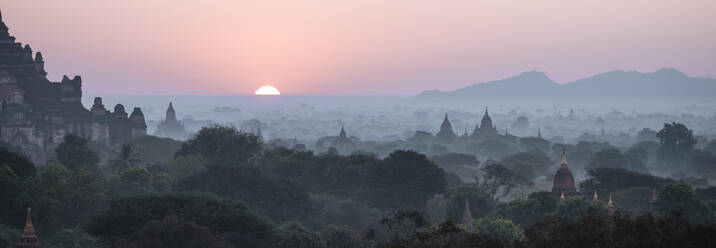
left=2, top=123, right=716, bottom=248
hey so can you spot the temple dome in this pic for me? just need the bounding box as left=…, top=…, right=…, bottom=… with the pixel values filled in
left=552, top=149, right=576, bottom=197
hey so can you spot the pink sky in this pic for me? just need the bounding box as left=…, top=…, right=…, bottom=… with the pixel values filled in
left=3, top=0, right=715, bottom=94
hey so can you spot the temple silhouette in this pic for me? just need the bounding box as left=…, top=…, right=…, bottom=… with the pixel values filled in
left=0, top=10, right=147, bottom=162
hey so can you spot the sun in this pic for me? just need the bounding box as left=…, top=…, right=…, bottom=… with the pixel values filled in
left=255, top=85, right=281, bottom=96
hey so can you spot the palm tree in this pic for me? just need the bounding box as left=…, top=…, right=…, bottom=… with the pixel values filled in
left=110, top=143, right=141, bottom=173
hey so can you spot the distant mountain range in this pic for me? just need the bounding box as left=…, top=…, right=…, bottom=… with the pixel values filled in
left=416, top=68, right=716, bottom=99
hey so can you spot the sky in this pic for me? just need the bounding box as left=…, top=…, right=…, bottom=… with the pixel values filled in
left=2, top=0, right=715, bottom=94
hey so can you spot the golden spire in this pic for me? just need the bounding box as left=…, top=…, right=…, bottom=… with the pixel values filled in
left=23, top=207, right=34, bottom=235
left=593, top=190, right=599, bottom=202
left=608, top=194, right=615, bottom=215
left=561, top=147, right=567, bottom=165
left=560, top=191, right=565, bottom=200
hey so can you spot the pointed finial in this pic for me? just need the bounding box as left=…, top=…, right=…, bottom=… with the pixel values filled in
left=339, top=124, right=347, bottom=138
left=537, top=128, right=542, bottom=138
left=561, top=147, right=567, bottom=165
left=593, top=190, right=599, bottom=202
left=560, top=191, right=565, bottom=200
left=26, top=207, right=32, bottom=225
left=608, top=194, right=613, bottom=205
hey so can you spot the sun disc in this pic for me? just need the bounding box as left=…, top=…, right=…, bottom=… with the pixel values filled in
left=255, top=85, right=281, bottom=95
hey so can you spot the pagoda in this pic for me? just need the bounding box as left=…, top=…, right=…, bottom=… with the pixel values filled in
left=17, top=208, right=40, bottom=248
left=552, top=148, right=578, bottom=199
left=434, top=113, right=457, bottom=142
left=155, top=102, right=188, bottom=140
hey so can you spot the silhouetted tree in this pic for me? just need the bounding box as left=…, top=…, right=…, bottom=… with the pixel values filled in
left=656, top=122, right=697, bottom=172
left=362, top=150, right=447, bottom=211
left=113, top=215, right=230, bottom=248
left=654, top=183, right=713, bottom=225
left=580, top=167, right=674, bottom=197
left=496, top=191, right=558, bottom=228
left=476, top=164, right=533, bottom=201
left=500, top=150, right=552, bottom=177
left=321, top=225, right=360, bottom=248
left=175, top=166, right=314, bottom=222
left=87, top=193, right=275, bottom=247
left=687, top=149, right=716, bottom=175
left=109, top=143, right=141, bottom=173
left=473, top=216, right=524, bottom=243
left=587, top=148, right=630, bottom=171
left=275, top=222, right=326, bottom=248
left=447, top=184, right=497, bottom=222
left=55, top=134, right=99, bottom=171
left=174, top=126, right=261, bottom=168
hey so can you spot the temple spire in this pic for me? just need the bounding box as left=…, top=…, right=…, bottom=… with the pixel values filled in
left=593, top=190, right=599, bottom=202
left=537, top=128, right=542, bottom=138
left=18, top=207, right=40, bottom=248
left=339, top=125, right=347, bottom=138
left=608, top=194, right=615, bottom=215
left=165, top=102, right=177, bottom=122
left=462, top=199, right=473, bottom=232
left=561, top=148, right=567, bottom=166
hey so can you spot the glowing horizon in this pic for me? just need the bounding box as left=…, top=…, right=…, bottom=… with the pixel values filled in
left=3, top=0, right=715, bottom=95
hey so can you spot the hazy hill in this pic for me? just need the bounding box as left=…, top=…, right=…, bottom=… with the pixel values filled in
left=417, top=68, right=716, bottom=99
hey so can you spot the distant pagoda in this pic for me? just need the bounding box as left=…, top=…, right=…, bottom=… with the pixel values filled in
left=17, top=208, right=40, bottom=248
left=155, top=102, right=188, bottom=140
left=434, top=113, right=457, bottom=142
left=471, top=107, right=498, bottom=139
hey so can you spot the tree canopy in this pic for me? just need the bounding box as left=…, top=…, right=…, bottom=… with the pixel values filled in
left=174, top=126, right=261, bottom=168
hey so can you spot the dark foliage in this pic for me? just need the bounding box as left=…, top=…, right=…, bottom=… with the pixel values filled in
left=524, top=211, right=716, bottom=248
left=55, top=134, right=100, bottom=170
left=87, top=193, right=275, bottom=247
left=496, top=191, right=558, bottom=228
left=174, top=166, right=314, bottom=223
left=174, top=126, right=261, bottom=168
left=130, top=135, right=182, bottom=164
left=112, top=215, right=231, bottom=248
left=0, top=146, right=35, bottom=179
left=656, top=122, right=697, bottom=172
left=580, top=167, right=675, bottom=196
left=362, top=150, right=447, bottom=211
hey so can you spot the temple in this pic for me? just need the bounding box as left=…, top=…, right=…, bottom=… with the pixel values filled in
left=0, top=10, right=147, bottom=162
left=155, top=102, right=188, bottom=140
left=471, top=107, right=498, bottom=139
left=434, top=113, right=457, bottom=142
left=17, top=208, right=40, bottom=248
left=552, top=148, right=578, bottom=199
